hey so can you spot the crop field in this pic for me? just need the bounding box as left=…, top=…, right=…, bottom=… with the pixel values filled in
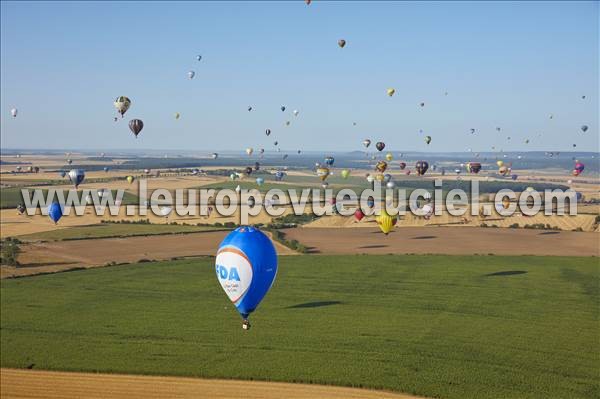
left=1, top=254, right=598, bottom=399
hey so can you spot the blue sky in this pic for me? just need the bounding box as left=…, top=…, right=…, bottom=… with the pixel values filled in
left=1, top=1, right=598, bottom=152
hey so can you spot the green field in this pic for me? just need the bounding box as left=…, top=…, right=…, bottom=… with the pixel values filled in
left=1, top=255, right=598, bottom=398
left=18, top=223, right=224, bottom=242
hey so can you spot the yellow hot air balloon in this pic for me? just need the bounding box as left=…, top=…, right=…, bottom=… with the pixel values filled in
left=375, top=173, right=385, bottom=181
left=375, top=160, right=388, bottom=173
left=340, top=169, right=350, bottom=179
left=376, top=209, right=397, bottom=235
left=387, top=88, right=395, bottom=97
left=126, top=175, right=134, bottom=184
left=385, top=153, right=393, bottom=161
left=496, top=160, right=504, bottom=167
left=316, top=167, right=330, bottom=181
left=246, top=147, right=254, bottom=156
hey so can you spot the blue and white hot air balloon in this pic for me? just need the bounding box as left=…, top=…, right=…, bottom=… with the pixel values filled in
left=68, top=169, right=85, bottom=188
left=215, top=226, right=278, bottom=330
left=48, top=202, right=63, bottom=224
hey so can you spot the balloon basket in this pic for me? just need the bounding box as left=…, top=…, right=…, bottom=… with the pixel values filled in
left=242, top=319, right=251, bottom=330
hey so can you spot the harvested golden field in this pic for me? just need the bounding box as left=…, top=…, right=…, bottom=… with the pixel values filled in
left=0, top=369, right=424, bottom=399
left=283, top=226, right=600, bottom=257
left=3, top=230, right=296, bottom=278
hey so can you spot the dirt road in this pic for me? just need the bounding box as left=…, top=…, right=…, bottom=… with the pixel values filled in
left=0, top=369, right=424, bottom=399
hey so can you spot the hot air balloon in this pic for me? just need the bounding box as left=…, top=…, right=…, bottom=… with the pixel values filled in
left=10, top=108, right=18, bottom=118
left=67, top=159, right=73, bottom=165
left=254, top=161, right=261, bottom=171
left=246, top=148, right=254, bottom=156
left=144, top=168, right=150, bottom=174
left=466, top=162, right=481, bottom=174
left=103, top=167, right=109, bottom=172
left=265, top=129, right=271, bottom=136
left=386, top=181, right=395, bottom=189
left=113, top=96, right=131, bottom=118
left=256, top=177, right=264, bottom=186
left=188, top=70, right=195, bottom=79
left=354, top=209, right=365, bottom=222
left=248, top=106, right=253, bottom=112
left=174, top=112, right=180, bottom=120
left=48, top=202, right=63, bottom=224
left=160, top=206, right=172, bottom=218
left=324, top=156, right=335, bottom=167
left=581, top=125, right=588, bottom=133
left=496, top=160, right=504, bottom=167
left=338, top=39, right=346, bottom=48
left=375, top=142, right=385, bottom=152
left=387, top=88, right=395, bottom=97
left=245, top=166, right=253, bottom=175
left=316, top=167, right=330, bottom=181
left=376, top=209, right=397, bottom=235
left=293, top=110, right=299, bottom=116
left=424, top=136, right=431, bottom=145
left=275, top=170, right=285, bottom=181
left=211, top=153, right=219, bottom=159
left=305, top=0, right=311, bottom=4
left=415, top=161, right=429, bottom=176
left=197, top=55, right=202, bottom=61
left=129, top=119, right=144, bottom=138
left=17, top=204, right=26, bottom=215
left=573, top=162, right=585, bottom=176
left=363, top=139, right=371, bottom=148
left=419, top=102, right=425, bottom=107
left=399, top=162, right=406, bottom=170
left=366, top=174, right=374, bottom=183
left=498, top=166, right=509, bottom=176
left=68, top=169, right=85, bottom=188
left=375, top=160, right=388, bottom=173
left=340, top=169, right=350, bottom=179
left=385, top=153, right=393, bottom=161
left=127, top=175, right=134, bottom=184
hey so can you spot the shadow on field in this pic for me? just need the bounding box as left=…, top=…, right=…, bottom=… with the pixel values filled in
left=484, top=270, right=528, bottom=277
left=287, top=301, right=342, bottom=309
left=412, top=235, right=437, bottom=240
left=19, top=261, right=75, bottom=268
left=359, top=245, right=388, bottom=249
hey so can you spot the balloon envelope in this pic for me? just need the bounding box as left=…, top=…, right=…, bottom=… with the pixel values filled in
left=129, top=119, right=144, bottom=137
left=48, top=202, right=63, bottom=224
left=215, top=226, right=278, bottom=322
left=68, top=169, right=85, bottom=188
